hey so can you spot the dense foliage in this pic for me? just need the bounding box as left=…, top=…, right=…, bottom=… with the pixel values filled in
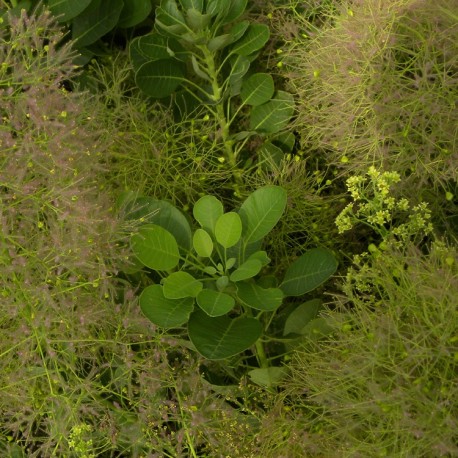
left=1, top=1, right=456, bottom=456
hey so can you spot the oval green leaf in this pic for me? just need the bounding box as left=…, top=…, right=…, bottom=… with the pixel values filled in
left=236, top=282, right=284, bottom=311
left=225, top=257, right=237, bottom=270
left=248, top=367, right=288, bottom=388
left=193, top=195, right=224, bottom=234
left=204, top=266, right=217, bottom=275
left=229, top=259, right=262, bottom=282
left=191, top=55, right=211, bottom=81
left=140, top=284, right=194, bottom=328
left=206, top=0, right=228, bottom=17
left=193, top=229, right=213, bottom=257
left=130, top=34, right=186, bottom=69
left=48, top=0, right=91, bottom=21
left=188, top=311, right=262, bottom=360
left=118, top=0, right=152, bottom=28
left=155, top=0, right=187, bottom=35
left=135, top=59, right=185, bottom=98
left=208, top=34, right=231, bottom=52
left=283, top=299, right=323, bottom=336
left=185, top=8, right=211, bottom=31
left=130, top=224, right=180, bottom=271
left=250, top=90, right=295, bottom=134
left=241, top=73, right=274, bottom=106
left=280, top=248, right=338, bottom=297
left=196, top=289, right=235, bottom=316
left=216, top=275, right=229, bottom=291
left=247, top=250, right=271, bottom=266
left=122, top=197, right=192, bottom=252
left=220, top=0, right=247, bottom=24
left=72, top=0, right=124, bottom=47
left=228, top=20, right=249, bottom=43
left=163, top=271, right=203, bottom=299
left=238, top=185, right=287, bottom=244
left=231, top=23, right=269, bottom=56
left=228, top=54, right=251, bottom=96
left=215, top=212, right=242, bottom=248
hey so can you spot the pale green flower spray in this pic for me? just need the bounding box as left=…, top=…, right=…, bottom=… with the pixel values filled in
left=68, top=424, right=96, bottom=458
left=336, top=166, right=435, bottom=294
left=336, top=166, right=433, bottom=247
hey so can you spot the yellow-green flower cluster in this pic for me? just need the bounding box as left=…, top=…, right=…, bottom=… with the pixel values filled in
left=391, top=202, right=433, bottom=243
left=68, top=423, right=96, bottom=458
left=336, top=167, right=433, bottom=246
left=345, top=252, right=377, bottom=295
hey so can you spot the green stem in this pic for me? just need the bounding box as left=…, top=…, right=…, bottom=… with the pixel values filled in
left=255, top=339, right=269, bottom=369
left=174, top=388, right=198, bottom=458
left=244, top=306, right=269, bottom=368
left=199, top=45, right=244, bottom=195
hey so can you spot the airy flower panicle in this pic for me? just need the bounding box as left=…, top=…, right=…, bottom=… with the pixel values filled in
left=335, top=166, right=433, bottom=245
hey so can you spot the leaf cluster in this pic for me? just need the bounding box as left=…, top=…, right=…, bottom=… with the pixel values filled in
left=122, top=186, right=337, bottom=373
left=129, top=0, right=296, bottom=173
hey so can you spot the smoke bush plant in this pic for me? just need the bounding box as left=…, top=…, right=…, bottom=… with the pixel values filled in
left=77, top=52, right=239, bottom=211
left=283, top=0, right=457, bottom=200
left=0, top=9, right=266, bottom=457
left=129, top=0, right=295, bottom=185
left=0, top=9, right=159, bottom=456
left=275, top=239, right=458, bottom=457
left=122, top=186, right=337, bottom=383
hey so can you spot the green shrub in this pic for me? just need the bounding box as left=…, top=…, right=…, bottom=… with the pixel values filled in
left=283, top=0, right=457, bottom=203
left=269, top=240, right=457, bottom=457
left=129, top=0, right=295, bottom=192
left=84, top=50, right=340, bottom=262
left=0, top=9, right=121, bottom=455
left=80, top=50, right=249, bottom=207
left=0, top=10, right=280, bottom=457
left=120, top=187, right=337, bottom=386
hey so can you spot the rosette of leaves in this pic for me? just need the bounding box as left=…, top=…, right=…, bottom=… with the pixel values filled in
left=123, top=186, right=337, bottom=380
left=129, top=0, right=295, bottom=169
